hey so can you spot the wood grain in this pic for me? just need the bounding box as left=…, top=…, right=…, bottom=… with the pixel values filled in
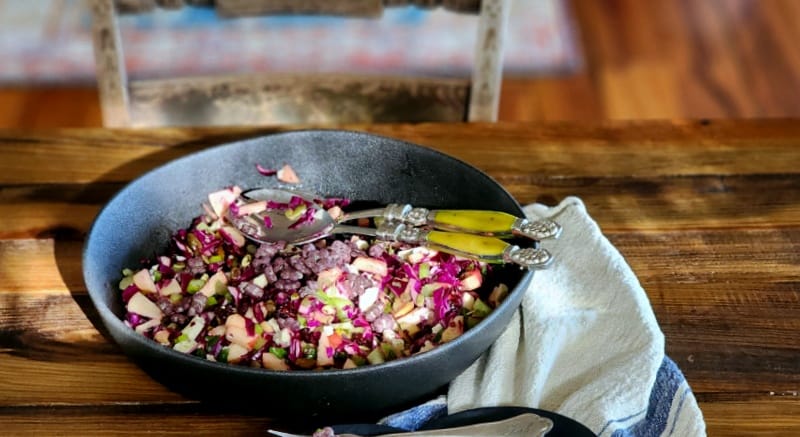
left=1, top=121, right=798, bottom=435
left=129, top=74, right=470, bottom=126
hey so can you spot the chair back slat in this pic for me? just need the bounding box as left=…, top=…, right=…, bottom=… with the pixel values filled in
left=92, top=0, right=508, bottom=126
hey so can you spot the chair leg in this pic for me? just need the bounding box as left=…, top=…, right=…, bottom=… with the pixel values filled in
left=468, top=0, right=510, bottom=122
left=89, top=0, right=132, bottom=127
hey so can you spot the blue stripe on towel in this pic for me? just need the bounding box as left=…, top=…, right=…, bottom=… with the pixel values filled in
left=609, top=356, right=690, bottom=437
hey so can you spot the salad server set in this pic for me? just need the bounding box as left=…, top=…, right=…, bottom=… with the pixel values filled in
left=227, top=188, right=562, bottom=270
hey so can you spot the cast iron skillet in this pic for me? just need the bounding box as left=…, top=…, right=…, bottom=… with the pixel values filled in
left=83, top=130, right=533, bottom=420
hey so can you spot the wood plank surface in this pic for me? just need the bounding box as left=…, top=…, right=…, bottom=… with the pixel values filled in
left=1, top=121, right=798, bottom=435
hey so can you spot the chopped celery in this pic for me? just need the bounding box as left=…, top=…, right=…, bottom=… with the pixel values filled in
left=252, top=273, right=268, bottom=288
left=152, top=270, right=162, bottom=283
left=380, top=343, right=397, bottom=361
left=466, top=316, right=482, bottom=330
left=241, top=254, right=252, bottom=268
left=121, top=268, right=133, bottom=277
left=207, top=253, right=224, bottom=264
left=366, top=348, right=385, bottom=365
left=205, top=295, right=218, bottom=307
left=253, top=337, right=267, bottom=350
left=285, top=204, right=307, bottom=221
left=169, top=294, right=183, bottom=304
left=473, top=298, right=492, bottom=318
left=118, top=275, right=134, bottom=290
left=186, top=278, right=206, bottom=294
left=174, top=333, right=189, bottom=344
left=418, top=262, right=430, bottom=279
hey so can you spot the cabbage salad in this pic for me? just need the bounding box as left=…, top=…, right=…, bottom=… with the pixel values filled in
left=119, top=186, right=510, bottom=370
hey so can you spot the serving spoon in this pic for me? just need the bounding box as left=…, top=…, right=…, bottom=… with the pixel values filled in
left=225, top=189, right=554, bottom=270
left=243, top=188, right=562, bottom=242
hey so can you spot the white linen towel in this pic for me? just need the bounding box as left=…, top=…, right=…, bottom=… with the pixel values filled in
left=382, top=197, right=706, bottom=436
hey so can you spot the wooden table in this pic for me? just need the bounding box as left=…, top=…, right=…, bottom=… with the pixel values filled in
left=1, top=120, right=798, bottom=435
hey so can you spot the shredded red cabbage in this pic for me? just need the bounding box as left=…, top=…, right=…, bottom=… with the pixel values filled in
left=118, top=187, right=507, bottom=371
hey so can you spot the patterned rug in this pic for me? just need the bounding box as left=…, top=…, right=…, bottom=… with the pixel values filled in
left=0, top=0, right=582, bottom=84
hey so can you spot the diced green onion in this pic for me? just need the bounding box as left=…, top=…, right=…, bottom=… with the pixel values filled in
left=217, top=347, right=229, bottom=362
left=269, top=347, right=287, bottom=359
left=303, top=343, right=316, bottom=359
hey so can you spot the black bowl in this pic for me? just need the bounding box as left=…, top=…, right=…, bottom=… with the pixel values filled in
left=83, top=130, right=533, bottom=419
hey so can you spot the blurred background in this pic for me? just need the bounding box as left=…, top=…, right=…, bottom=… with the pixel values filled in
left=2, top=0, right=800, bottom=127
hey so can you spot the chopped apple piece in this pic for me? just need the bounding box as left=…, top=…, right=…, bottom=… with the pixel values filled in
left=153, top=329, right=171, bottom=345
left=207, top=186, right=242, bottom=218
left=158, top=278, right=181, bottom=296
left=207, top=325, right=226, bottom=337
left=392, top=301, right=415, bottom=319
left=316, top=334, right=335, bottom=367
left=317, top=268, right=343, bottom=288
left=235, top=200, right=267, bottom=216
left=397, top=307, right=433, bottom=336
left=198, top=270, right=227, bottom=297
left=219, top=225, right=245, bottom=247
left=461, top=292, right=476, bottom=310
left=262, top=351, right=290, bottom=370
left=134, top=318, right=161, bottom=334
left=224, top=314, right=256, bottom=349
left=276, top=164, right=300, bottom=184
left=132, top=269, right=157, bottom=293
left=358, top=286, right=380, bottom=311
left=327, top=206, right=343, bottom=220
left=343, top=358, right=358, bottom=369
left=127, top=292, right=163, bottom=320
left=440, top=315, right=465, bottom=343
left=407, top=247, right=435, bottom=264
left=352, top=257, right=388, bottom=277
left=226, top=344, right=249, bottom=363
left=459, top=269, right=483, bottom=291
left=182, top=315, right=206, bottom=341
left=488, top=283, right=509, bottom=307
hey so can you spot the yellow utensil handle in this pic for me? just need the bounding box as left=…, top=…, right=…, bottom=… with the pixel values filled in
left=429, top=210, right=518, bottom=235
left=425, top=230, right=510, bottom=263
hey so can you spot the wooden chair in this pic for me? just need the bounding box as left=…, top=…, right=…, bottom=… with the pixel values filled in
left=89, top=0, right=510, bottom=127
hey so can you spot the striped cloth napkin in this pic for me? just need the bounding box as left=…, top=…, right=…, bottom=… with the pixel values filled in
left=379, top=197, right=707, bottom=436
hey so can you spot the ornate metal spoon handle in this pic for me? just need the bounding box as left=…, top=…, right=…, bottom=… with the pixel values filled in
left=374, top=205, right=562, bottom=241
left=375, top=221, right=553, bottom=270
